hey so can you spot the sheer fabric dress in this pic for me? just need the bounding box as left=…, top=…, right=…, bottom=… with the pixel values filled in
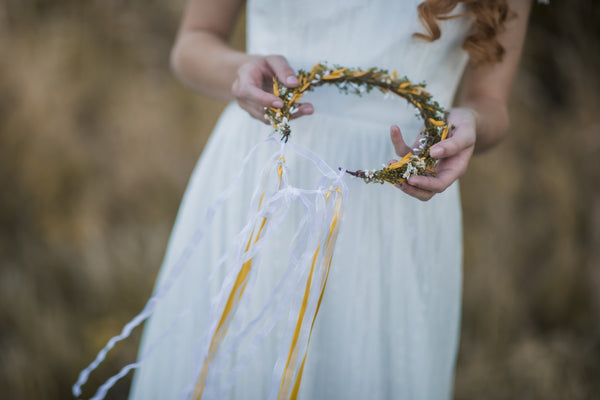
left=130, top=1, right=471, bottom=399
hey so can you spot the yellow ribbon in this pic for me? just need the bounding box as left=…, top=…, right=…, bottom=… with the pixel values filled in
left=278, top=188, right=343, bottom=400
left=192, top=155, right=344, bottom=400
left=193, top=158, right=285, bottom=400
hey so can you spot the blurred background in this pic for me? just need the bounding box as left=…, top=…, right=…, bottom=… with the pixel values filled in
left=1, top=1, right=598, bottom=399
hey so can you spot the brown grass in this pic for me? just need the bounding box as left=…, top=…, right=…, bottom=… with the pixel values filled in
left=0, top=1, right=598, bottom=399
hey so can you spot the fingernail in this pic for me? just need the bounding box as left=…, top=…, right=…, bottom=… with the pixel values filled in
left=272, top=100, right=283, bottom=108
left=286, top=76, right=299, bottom=86
left=304, top=104, right=314, bottom=114
left=430, top=147, right=443, bottom=158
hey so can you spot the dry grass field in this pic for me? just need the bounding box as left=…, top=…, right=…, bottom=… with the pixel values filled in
left=1, top=1, right=599, bottom=399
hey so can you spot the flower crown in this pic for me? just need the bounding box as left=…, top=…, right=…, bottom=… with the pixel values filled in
left=264, top=62, right=452, bottom=185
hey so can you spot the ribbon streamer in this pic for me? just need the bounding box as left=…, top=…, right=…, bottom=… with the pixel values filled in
left=189, top=147, right=346, bottom=400
left=73, top=138, right=273, bottom=400
left=192, top=155, right=286, bottom=399
left=277, top=189, right=342, bottom=400
left=74, top=137, right=347, bottom=400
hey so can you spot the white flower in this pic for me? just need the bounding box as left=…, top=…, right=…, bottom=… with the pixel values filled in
left=414, top=158, right=425, bottom=169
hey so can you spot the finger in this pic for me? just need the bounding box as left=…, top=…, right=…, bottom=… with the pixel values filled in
left=396, top=182, right=435, bottom=201
left=289, top=103, right=314, bottom=119
left=390, top=125, right=411, bottom=157
left=407, top=168, right=461, bottom=193
left=234, top=65, right=284, bottom=107
left=234, top=80, right=283, bottom=108
left=265, top=55, right=299, bottom=87
left=430, top=124, right=475, bottom=158
left=237, top=100, right=271, bottom=124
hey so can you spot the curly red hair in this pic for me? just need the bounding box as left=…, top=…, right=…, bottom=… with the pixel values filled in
left=415, top=0, right=510, bottom=65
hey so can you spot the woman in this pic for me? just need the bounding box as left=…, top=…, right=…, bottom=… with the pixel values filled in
left=130, top=0, right=532, bottom=399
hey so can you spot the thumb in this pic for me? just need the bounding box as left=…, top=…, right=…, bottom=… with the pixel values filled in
left=390, top=125, right=411, bottom=157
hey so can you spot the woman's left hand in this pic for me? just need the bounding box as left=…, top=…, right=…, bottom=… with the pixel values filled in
left=389, top=107, right=477, bottom=201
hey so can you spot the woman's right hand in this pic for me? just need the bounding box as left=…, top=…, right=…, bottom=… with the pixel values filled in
left=231, top=55, right=314, bottom=123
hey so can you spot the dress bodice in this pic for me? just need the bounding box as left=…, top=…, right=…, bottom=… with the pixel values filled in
left=247, top=0, right=473, bottom=121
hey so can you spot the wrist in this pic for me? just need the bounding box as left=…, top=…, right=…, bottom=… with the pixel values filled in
left=171, top=32, right=252, bottom=101
left=458, top=99, right=509, bottom=153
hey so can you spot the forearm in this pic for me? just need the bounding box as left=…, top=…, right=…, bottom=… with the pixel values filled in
left=171, top=31, right=253, bottom=101
left=169, top=0, right=251, bottom=101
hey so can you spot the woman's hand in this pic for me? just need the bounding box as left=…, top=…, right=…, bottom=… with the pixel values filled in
left=389, top=108, right=477, bottom=201
left=231, top=55, right=314, bottom=123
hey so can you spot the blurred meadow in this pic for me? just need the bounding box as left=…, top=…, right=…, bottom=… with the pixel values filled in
left=1, top=1, right=599, bottom=399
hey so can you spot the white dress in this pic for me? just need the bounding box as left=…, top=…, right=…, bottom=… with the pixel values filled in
left=130, top=1, right=471, bottom=399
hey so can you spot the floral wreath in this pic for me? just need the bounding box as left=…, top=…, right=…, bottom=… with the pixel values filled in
left=264, top=62, right=453, bottom=185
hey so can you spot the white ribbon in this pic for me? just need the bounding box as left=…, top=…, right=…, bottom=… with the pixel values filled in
left=73, top=138, right=347, bottom=400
